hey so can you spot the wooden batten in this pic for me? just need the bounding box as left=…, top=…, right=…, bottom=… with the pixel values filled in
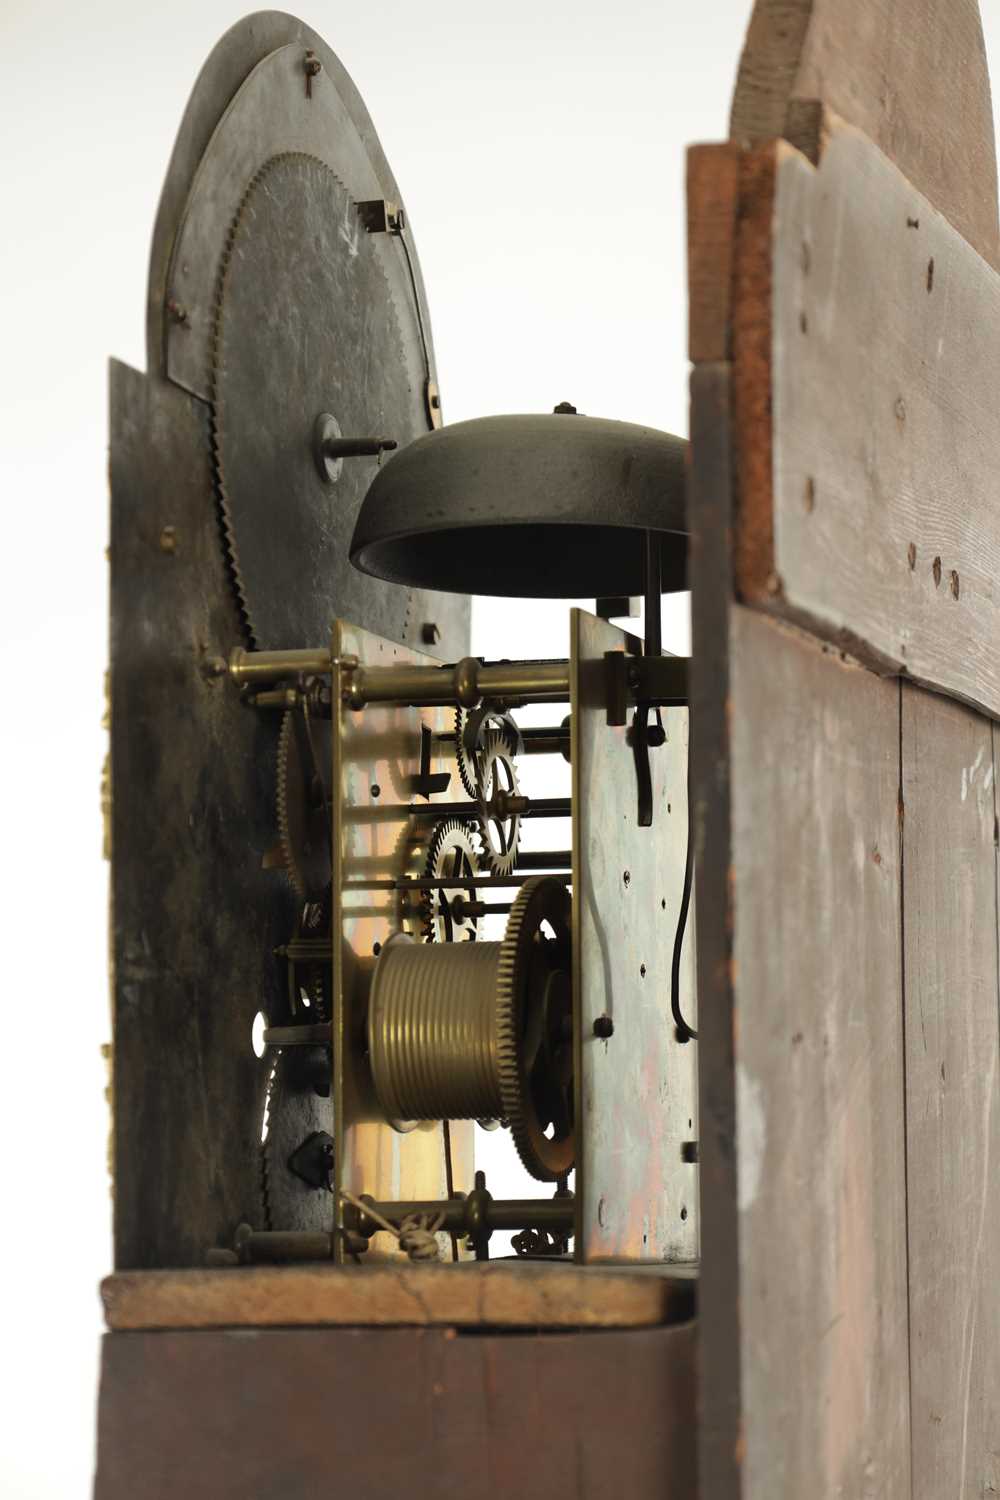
left=732, top=116, right=1000, bottom=720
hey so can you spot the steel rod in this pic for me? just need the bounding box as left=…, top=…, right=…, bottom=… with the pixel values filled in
left=235, top=1229, right=333, bottom=1263
left=438, top=725, right=570, bottom=757
left=229, top=647, right=332, bottom=684
left=323, top=436, right=396, bottom=459
left=343, top=656, right=571, bottom=709
left=344, top=873, right=573, bottom=891
left=408, top=796, right=570, bottom=821
left=349, top=1197, right=574, bottom=1237
left=230, top=649, right=571, bottom=702
left=227, top=1197, right=574, bottom=1263
left=644, top=529, right=662, bottom=661
left=262, top=1023, right=333, bottom=1047
left=514, top=850, right=572, bottom=870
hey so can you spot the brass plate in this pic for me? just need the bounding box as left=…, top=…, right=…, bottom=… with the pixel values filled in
left=570, top=609, right=698, bottom=1262
left=331, top=620, right=473, bottom=1261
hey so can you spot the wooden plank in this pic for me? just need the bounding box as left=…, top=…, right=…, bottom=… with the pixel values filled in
left=101, top=1260, right=696, bottom=1332
left=688, top=362, right=742, bottom=1500
left=730, top=609, right=910, bottom=1498
left=901, top=685, right=1000, bottom=1499
left=729, top=0, right=998, bottom=268
left=734, top=118, right=1000, bottom=721
left=687, top=144, right=741, bottom=363
left=94, top=1322, right=697, bottom=1500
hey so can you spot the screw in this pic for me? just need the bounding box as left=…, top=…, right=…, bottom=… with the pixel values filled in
left=165, top=297, right=189, bottom=327
left=201, top=655, right=228, bottom=681
left=623, top=869, right=631, bottom=887
left=593, top=1014, right=614, bottom=1039
left=304, top=49, right=321, bottom=97
left=159, top=525, right=177, bottom=553
left=553, top=401, right=578, bottom=415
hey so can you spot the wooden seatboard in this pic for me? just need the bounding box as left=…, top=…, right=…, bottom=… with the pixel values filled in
left=101, top=1260, right=696, bottom=1332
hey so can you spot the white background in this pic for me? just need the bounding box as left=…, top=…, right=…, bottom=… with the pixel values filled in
left=2, top=2, right=999, bottom=1494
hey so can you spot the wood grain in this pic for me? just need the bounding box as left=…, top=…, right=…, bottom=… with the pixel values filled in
left=901, top=685, right=1000, bottom=1499
left=688, top=363, right=742, bottom=1500
left=730, top=0, right=999, bottom=267
left=687, top=144, right=741, bottom=363
left=95, top=1322, right=697, bottom=1500
left=101, top=1260, right=696, bottom=1332
left=730, top=609, right=910, bottom=1498
left=736, top=118, right=1000, bottom=721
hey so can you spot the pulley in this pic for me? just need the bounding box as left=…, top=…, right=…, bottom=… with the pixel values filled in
left=366, top=876, right=574, bottom=1180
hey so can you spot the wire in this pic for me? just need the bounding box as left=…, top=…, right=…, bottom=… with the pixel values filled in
left=670, top=754, right=698, bottom=1043
left=397, top=228, right=432, bottom=383
left=442, top=1119, right=459, bottom=1262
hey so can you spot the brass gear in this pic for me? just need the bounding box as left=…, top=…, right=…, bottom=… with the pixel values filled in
left=495, top=877, right=574, bottom=1181
left=421, top=819, right=481, bottom=943
left=475, top=729, right=522, bottom=877
left=258, top=1046, right=333, bottom=1232
left=276, top=709, right=331, bottom=901
left=285, top=885, right=333, bottom=1022
left=454, top=705, right=520, bottom=800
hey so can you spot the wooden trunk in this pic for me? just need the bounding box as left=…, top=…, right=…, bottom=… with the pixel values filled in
left=94, top=1322, right=697, bottom=1500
